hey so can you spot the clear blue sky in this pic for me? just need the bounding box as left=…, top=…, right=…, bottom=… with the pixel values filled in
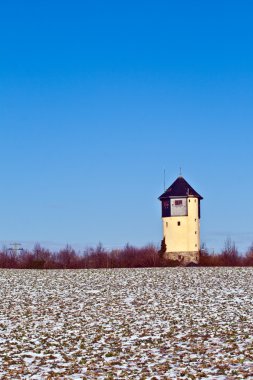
left=0, top=1, right=253, bottom=253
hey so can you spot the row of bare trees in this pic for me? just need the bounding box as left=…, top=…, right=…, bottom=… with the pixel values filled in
left=0, top=240, right=252, bottom=269
left=199, top=239, right=253, bottom=266
left=0, top=243, right=166, bottom=269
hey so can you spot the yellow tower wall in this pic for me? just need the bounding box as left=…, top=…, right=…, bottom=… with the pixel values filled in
left=162, top=197, right=200, bottom=263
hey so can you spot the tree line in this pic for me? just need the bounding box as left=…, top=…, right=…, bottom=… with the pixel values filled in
left=0, top=239, right=253, bottom=269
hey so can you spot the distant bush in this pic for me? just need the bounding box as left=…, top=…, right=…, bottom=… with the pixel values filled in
left=0, top=239, right=252, bottom=269
left=199, top=239, right=252, bottom=267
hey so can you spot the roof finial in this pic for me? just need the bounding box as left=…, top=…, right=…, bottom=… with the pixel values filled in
left=179, top=167, right=182, bottom=177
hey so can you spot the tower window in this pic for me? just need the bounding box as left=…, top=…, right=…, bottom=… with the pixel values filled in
left=177, top=221, right=181, bottom=226
left=195, top=231, right=197, bottom=234
left=189, top=199, right=191, bottom=202
left=175, top=200, right=183, bottom=206
left=164, top=201, right=170, bottom=209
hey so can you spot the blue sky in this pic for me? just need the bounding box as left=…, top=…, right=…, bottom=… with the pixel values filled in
left=0, top=1, right=253, bottom=252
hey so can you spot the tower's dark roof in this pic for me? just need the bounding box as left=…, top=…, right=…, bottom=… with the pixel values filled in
left=159, top=176, right=203, bottom=200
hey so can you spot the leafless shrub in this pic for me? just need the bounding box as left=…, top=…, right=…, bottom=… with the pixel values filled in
left=0, top=239, right=252, bottom=268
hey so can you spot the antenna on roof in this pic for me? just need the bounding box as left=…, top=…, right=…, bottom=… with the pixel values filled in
left=163, top=169, right=166, bottom=191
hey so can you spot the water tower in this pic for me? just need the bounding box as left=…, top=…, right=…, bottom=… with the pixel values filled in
left=158, top=176, right=203, bottom=264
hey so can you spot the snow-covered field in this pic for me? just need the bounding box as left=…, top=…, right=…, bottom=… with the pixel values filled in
left=0, top=268, right=253, bottom=379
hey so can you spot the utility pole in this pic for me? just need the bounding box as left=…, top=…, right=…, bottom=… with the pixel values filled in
left=8, top=243, right=23, bottom=254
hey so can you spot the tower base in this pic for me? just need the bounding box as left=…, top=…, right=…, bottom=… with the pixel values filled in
left=164, top=251, right=199, bottom=265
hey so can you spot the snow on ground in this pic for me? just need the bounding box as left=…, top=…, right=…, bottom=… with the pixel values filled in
left=0, top=268, right=253, bottom=379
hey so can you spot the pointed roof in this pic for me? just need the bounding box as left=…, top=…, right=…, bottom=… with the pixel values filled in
left=159, top=176, right=203, bottom=200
